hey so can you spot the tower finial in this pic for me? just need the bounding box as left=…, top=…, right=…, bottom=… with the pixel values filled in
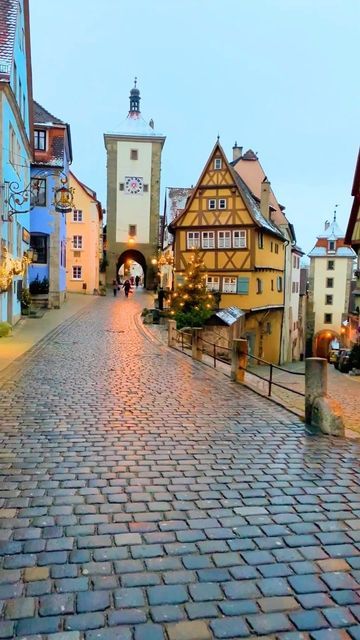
left=134, top=76, right=137, bottom=88
left=333, top=203, right=339, bottom=221
left=217, top=134, right=220, bottom=142
left=129, top=78, right=141, bottom=114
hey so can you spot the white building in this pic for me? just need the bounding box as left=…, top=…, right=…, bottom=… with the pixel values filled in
left=308, top=217, right=356, bottom=357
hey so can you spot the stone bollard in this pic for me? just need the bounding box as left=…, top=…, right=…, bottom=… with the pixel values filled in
left=231, top=338, right=248, bottom=383
left=168, top=319, right=177, bottom=348
left=191, top=328, right=203, bottom=362
left=305, top=357, right=344, bottom=436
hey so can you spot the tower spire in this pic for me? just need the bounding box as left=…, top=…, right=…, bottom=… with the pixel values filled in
left=129, top=77, right=140, bottom=114
left=333, top=203, right=339, bottom=221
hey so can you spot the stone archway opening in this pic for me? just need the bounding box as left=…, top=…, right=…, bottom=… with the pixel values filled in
left=313, top=329, right=340, bottom=358
left=116, top=250, right=147, bottom=288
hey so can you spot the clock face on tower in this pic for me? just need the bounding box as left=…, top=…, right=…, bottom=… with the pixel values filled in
left=125, top=176, right=144, bottom=194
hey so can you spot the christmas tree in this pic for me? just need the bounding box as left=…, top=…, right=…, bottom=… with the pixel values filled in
left=170, top=250, right=216, bottom=328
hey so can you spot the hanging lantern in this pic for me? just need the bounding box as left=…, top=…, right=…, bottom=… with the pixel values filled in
left=54, top=178, right=74, bottom=213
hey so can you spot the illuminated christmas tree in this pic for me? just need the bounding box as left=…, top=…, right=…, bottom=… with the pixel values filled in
left=170, top=250, right=216, bottom=328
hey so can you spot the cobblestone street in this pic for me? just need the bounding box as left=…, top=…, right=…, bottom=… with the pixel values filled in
left=2, top=291, right=360, bottom=639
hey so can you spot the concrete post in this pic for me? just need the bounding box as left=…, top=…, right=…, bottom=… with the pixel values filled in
left=191, top=328, right=203, bottom=362
left=231, top=338, right=248, bottom=382
left=168, top=319, right=176, bottom=348
left=305, top=357, right=327, bottom=424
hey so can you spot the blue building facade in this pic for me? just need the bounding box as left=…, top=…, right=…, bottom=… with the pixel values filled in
left=29, top=102, right=72, bottom=308
left=0, top=0, right=33, bottom=324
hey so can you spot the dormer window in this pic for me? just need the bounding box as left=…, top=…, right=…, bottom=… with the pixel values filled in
left=328, top=240, right=336, bottom=253
left=214, top=158, right=222, bottom=170
left=34, top=129, right=46, bottom=151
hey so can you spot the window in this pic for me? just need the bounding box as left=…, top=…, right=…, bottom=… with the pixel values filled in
left=73, top=235, right=83, bottom=249
left=296, top=282, right=299, bottom=293
left=34, top=129, right=46, bottom=151
left=256, top=278, right=263, bottom=294
left=218, top=199, right=227, bottom=209
left=271, top=279, right=274, bottom=291
left=292, top=282, right=295, bottom=293
left=325, top=294, right=333, bottom=305
left=233, top=230, right=246, bottom=248
left=277, top=276, right=283, bottom=292
left=119, top=183, right=124, bottom=191
left=129, top=225, right=137, bottom=238
left=275, top=244, right=279, bottom=254
left=208, top=199, right=216, bottom=210
left=327, top=260, right=335, bottom=270
left=223, top=276, right=237, bottom=293
left=328, top=240, right=336, bottom=252
left=202, top=231, right=214, bottom=249
left=326, top=277, right=334, bottom=288
left=258, top=232, right=264, bottom=249
left=187, top=231, right=200, bottom=249
left=143, top=184, right=149, bottom=192
left=206, top=276, right=219, bottom=291
left=30, top=178, right=46, bottom=206
left=214, top=158, right=222, bottom=170
left=73, top=209, right=83, bottom=222
left=218, top=230, right=231, bottom=248
left=30, top=233, right=48, bottom=264
left=237, top=277, right=249, bottom=294
left=130, top=149, right=138, bottom=160
left=324, top=313, right=332, bottom=324
left=271, top=242, right=273, bottom=252
left=72, top=266, right=82, bottom=280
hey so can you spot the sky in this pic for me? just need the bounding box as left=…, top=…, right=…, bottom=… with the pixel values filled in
left=29, top=0, right=359, bottom=255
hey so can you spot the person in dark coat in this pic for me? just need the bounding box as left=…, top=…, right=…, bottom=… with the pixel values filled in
left=123, top=279, right=131, bottom=297
left=112, top=279, right=117, bottom=297
left=135, top=275, right=140, bottom=288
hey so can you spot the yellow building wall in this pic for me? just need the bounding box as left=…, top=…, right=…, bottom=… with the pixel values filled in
left=67, top=174, right=101, bottom=295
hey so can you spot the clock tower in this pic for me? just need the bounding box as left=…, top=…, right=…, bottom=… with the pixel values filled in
left=104, top=80, right=166, bottom=286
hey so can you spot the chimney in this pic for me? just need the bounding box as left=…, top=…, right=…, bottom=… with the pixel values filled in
left=232, top=141, right=243, bottom=162
left=260, top=176, right=270, bottom=220
left=149, top=118, right=154, bottom=129
left=324, top=220, right=330, bottom=230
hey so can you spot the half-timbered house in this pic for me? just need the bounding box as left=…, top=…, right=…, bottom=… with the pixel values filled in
left=169, top=141, right=287, bottom=364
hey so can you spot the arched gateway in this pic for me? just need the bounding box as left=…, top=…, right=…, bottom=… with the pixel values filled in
left=116, top=250, right=147, bottom=284
left=313, top=329, right=340, bottom=358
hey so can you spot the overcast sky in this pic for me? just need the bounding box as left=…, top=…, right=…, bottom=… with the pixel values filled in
left=29, top=0, right=359, bottom=254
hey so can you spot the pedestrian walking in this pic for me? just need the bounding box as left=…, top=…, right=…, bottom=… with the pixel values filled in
left=123, top=279, right=131, bottom=298
left=112, top=279, right=117, bottom=297
left=135, top=275, right=140, bottom=288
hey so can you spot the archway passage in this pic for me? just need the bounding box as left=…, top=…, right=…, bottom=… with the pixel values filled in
left=116, top=250, right=147, bottom=288
left=314, top=330, right=340, bottom=358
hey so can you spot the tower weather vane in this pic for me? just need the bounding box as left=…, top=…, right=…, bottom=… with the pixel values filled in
left=333, top=204, right=339, bottom=221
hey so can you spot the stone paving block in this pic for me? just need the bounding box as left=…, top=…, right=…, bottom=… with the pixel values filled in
left=77, top=591, right=110, bottom=613
left=26, top=579, right=52, bottom=596
left=189, top=582, right=223, bottom=601
left=185, top=602, right=219, bottom=619
left=310, top=631, right=354, bottom=640
left=114, top=533, right=142, bottom=546
left=64, top=613, right=105, bottom=631
left=24, top=566, right=49, bottom=582
left=289, top=609, right=328, bottom=630
left=55, top=577, right=89, bottom=593
left=257, top=577, right=292, bottom=597
left=16, top=615, right=62, bottom=635
left=85, top=628, right=132, bottom=640
left=223, top=580, right=260, bottom=600
left=0, top=621, right=14, bottom=639
left=91, top=576, right=119, bottom=590
left=114, top=587, right=146, bottom=608
left=331, top=590, right=360, bottom=605
left=148, top=584, right=188, bottom=606
left=258, top=596, right=299, bottom=612
left=322, top=606, right=357, bottom=628
left=167, top=621, right=212, bottom=640
left=321, top=571, right=360, bottom=590
left=5, top=597, right=35, bottom=619
left=218, top=600, right=258, bottom=616
left=134, top=624, right=165, bottom=640
left=151, top=605, right=186, bottom=622
left=108, top=608, right=147, bottom=625
left=210, top=617, right=250, bottom=638
left=247, top=612, right=292, bottom=634
left=39, top=593, right=75, bottom=616
left=296, top=592, right=334, bottom=609
left=288, top=574, right=327, bottom=593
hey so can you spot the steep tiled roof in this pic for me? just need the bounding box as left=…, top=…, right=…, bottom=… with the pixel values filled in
left=0, top=0, right=18, bottom=79
left=33, top=101, right=64, bottom=125
left=241, top=149, right=258, bottom=161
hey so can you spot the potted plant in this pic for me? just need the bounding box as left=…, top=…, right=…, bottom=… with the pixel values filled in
left=21, top=287, right=31, bottom=315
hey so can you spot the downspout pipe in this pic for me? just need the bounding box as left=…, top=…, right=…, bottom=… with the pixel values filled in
left=279, top=237, right=290, bottom=365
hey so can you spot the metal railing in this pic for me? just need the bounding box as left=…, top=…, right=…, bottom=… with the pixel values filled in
left=198, top=336, right=231, bottom=369
left=242, top=351, right=305, bottom=398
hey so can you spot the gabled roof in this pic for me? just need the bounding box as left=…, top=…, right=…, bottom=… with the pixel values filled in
left=308, top=218, right=356, bottom=258
left=345, top=149, right=360, bottom=245
left=33, top=101, right=64, bottom=125
left=0, top=0, right=18, bottom=79
left=170, top=140, right=285, bottom=240
left=164, top=187, right=193, bottom=225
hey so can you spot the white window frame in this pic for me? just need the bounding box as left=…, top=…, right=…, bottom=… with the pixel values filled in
left=73, top=235, right=83, bottom=249
left=187, top=231, right=200, bottom=249
left=73, top=209, right=83, bottom=222
left=218, top=198, right=227, bottom=209
left=206, top=276, right=220, bottom=291
left=214, top=158, right=222, bottom=170
left=72, top=266, right=82, bottom=280
left=218, top=230, right=231, bottom=248
left=233, top=230, right=246, bottom=248
left=202, top=231, right=215, bottom=249
left=208, top=199, right=216, bottom=210
left=222, top=276, right=237, bottom=293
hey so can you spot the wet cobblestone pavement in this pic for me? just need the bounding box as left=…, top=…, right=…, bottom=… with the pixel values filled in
left=1, top=291, right=360, bottom=639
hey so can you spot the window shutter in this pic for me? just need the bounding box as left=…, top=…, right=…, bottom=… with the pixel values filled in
left=237, top=277, right=249, bottom=294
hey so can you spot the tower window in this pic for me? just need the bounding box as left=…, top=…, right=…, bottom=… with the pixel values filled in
left=327, top=260, right=335, bottom=270
left=325, top=295, right=333, bottom=305
left=328, top=240, right=336, bottom=252
left=143, top=184, right=148, bottom=192
left=277, top=276, right=283, bottom=292
left=214, top=158, right=222, bottom=170
left=129, top=225, right=137, bottom=237
left=130, top=149, right=138, bottom=160
left=119, top=183, right=124, bottom=191
left=324, top=313, right=332, bottom=324
left=326, top=278, right=334, bottom=288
